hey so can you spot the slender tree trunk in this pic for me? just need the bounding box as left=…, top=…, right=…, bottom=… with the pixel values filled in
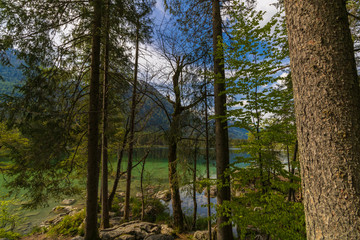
left=168, top=113, right=184, bottom=232
left=100, top=0, right=110, bottom=229
left=85, top=0, right=102, bottom=238
left=288, top=141, right=297, bottom=202
left=211, top=0, right=233, bottom=239
left=286, top=145, right=290, bottom=173
left=192, top=139, right=198, bottom=231
left=284, top=1, right=360, bottom=238
left=140, top=153, right=146, bottom=221
left=124, top=21, right=140, bottom=221
left=204, top=72, right=212, bottom=240
left=167, top=65, right=184, bottom=232
left=254, top=71, right=265, bottom=192
left=108, top=125, right=129, bottom=208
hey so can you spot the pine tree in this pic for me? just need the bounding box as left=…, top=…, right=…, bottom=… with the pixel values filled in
left=284, top=0, right=360, bottom=238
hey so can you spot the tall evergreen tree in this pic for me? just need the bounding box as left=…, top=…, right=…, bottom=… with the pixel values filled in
left=211, top=1, right=233, bottom=239
left=85, top=0, right=102, bottom=238
left=123, top=0, right=155, bottom=221
left=284, top=0, right=360, bottom=238
left=100, top=0, right=111, bottom=230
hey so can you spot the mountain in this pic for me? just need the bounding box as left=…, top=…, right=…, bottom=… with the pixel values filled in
left=228, top=125, right=248, bottom=139
left=0, top=52, right=247, bottom=139
left=0, top=51, right=24, bottom=95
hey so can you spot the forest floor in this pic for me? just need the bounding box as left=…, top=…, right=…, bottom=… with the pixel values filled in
left=20, top=232, right=192, bottom=240
left=20, top=234, right=73, bottom=240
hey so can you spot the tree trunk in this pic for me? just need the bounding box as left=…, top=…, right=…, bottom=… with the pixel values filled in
left=100, top=0, right=110, bottom=229
left=108, top=124, right=129, bottom=208
left=85, top=0, right=102, bottom=238
left=168, top=113, right=184, bottom=232
left=167, top=64, right=184, bottom=232
left=284, top=1, right=360, bottom=238
left=288, top=141, right=298, bottom=202
left=211, top=0, right=233, bottom=239
left=124, top=21, right=140, bottom=221
left=192, top=139, right=198, bottom=231
left=204, top=70, right=212, bottom=240
left=140, top=154, right=146, bottom=221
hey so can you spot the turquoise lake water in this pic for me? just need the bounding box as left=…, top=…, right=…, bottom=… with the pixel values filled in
left=0, top=147, right=246, bottom=233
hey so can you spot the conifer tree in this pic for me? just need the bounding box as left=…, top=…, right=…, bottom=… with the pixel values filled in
left=284, top=0, right=360, bottom=238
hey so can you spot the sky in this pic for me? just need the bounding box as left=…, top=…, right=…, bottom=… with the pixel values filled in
left=256, top=0, right=279, bottom=24
left=136, top=0, right=283, bottom=97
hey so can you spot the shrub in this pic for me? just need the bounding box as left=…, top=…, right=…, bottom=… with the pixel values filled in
left=110, top=196, right=121, bottom=214
left=0, top=228, right=21, bottom=239
left=47, top=210, right=85, bottom=237
left=0, top=200, right=22, bottom=239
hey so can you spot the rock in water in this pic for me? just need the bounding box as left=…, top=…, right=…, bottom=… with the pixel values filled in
left=61, top=199, right=76, bottom=205
left=100, top=221, right=161, bottom=240
left=155, top=190, right=171, bottom=201
left=193, top=229, right=217, bottom=240
left=160, top=224, right=174, bottom=236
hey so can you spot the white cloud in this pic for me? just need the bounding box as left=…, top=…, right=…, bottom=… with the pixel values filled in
left=280, top=72, right=289, bottom=78
left=255, top=0, right=279, bottom=26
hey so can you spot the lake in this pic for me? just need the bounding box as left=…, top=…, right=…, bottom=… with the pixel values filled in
left=0, top=147, right=246, bottom=233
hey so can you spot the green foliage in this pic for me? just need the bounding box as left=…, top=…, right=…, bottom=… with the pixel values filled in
left=144, top=198, right=169, bottom=223
left=30, top=225, right=48, bottom=235
left=183, top=215, right=209, bottom=231
left=0, top=228, right=21, bottom=239
left=0, top=122, right=29, bottom=164
left=0, top=50, right=23, bottom=96
left=130, top=196, right=142, bottom=218
left=0, top=200, right=22, bottom=239
left=126, top=196, right=169, bottom=223
left=221, top=1, right=305, bottom=238
left=154, top=210, right=171, bottom=223
left=110, top=196, right=121, bottom=214
left=47, top=210, right=85, bottom=237
left=230, top=192, right=305, bottom=239
left=0, top=67, right=84, bottom=208
left=0, top=0, right=155, bottom=209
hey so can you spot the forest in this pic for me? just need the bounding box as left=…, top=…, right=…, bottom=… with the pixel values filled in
left=0, top=0, right=359, bottom=240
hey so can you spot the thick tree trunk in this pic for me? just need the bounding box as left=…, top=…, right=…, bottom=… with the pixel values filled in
left=211, top=0, right=233, bottom=239
left=100, top=0, right=110, bottom=229
left=85, top=0, right=102, bottom=238
left=284, top=1, right=360, bottom=238
left=124, top=21, right=140, bottom=221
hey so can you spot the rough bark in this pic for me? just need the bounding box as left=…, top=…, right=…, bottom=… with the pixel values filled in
left=284, top=1, right=360, bottom=238
left=167, top=66, right=184, bottom=232
left=124, top=20, right=140, bottom=221
left=211, top=0, right=233, bottom=239
left=100, top=0, right=110, bottom=229
left=168, top=112, right=184, bottom=232
left=85, top=0, right=102, bottom=238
